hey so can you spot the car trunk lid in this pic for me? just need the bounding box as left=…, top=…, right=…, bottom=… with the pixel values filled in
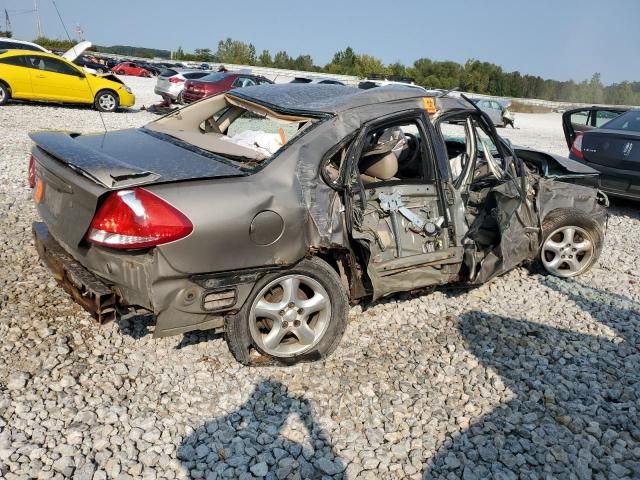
left=582, top=129, right=640, bottom=171
left=30, top=128, right=246, bottom=248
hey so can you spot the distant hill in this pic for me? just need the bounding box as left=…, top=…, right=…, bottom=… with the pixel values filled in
left=93, top=44, right=170, bottom=59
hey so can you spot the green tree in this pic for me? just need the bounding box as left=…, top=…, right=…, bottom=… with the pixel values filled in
left=216, top=38, right=256, bottom=65
left=193, top=48, right=213, bottom=62
left=325, top=46, right=356, bottom=74
left=354, top=54, right=385, bottom=78
left=273, top=51, right=293, bottom=69
left=386, top=62, right=407, bottom=78
left=0, top=30, right=11, bottom=38
left=293, top=54, right=314, bottom=71
left=258, top=49, right=272, bottom=67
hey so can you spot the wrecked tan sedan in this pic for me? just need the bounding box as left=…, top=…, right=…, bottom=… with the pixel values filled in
left=29, top=85, right=608, bottom=365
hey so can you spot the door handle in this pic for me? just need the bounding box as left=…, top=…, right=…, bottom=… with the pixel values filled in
left=36, top=74, right=46, bottom=78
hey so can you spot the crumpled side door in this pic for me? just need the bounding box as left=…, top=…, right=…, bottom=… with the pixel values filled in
left=346, top=113, right=463, bottom=299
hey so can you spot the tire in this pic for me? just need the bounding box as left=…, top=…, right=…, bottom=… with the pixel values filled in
left=94, top=90, right=119, bottom=112
left=116, top=70, right=125, bottom=75
left=0, top=83, right=9, bottom=106
left=225, top=257, right=348, bottom=366
left=96, top=68, right=105, bottom=74
left=176, top=91, right=184, bottom=105
left=539, top=209, right=603, bottom=278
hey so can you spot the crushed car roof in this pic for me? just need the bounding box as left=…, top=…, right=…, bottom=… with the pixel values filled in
left=228, top=83, right=473, bottom=116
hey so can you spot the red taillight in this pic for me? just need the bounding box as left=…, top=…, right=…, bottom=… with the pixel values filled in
left=570, top=133, right=584, bottom=159
left=169, top=77, right=184, bottom=84
left=87, top=188, right=193, bottom=249
left=28, top=155, right=36, bottom=188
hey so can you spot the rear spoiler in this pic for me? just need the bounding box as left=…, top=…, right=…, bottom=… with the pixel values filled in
left=29, top=131, right=160, bottom=188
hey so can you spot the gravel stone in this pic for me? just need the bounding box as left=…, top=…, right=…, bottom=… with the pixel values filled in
left=250, top=461, right=269, bottom=477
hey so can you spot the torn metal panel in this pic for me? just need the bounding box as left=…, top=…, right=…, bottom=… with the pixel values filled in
left=536, top=178, right=608, bottom=224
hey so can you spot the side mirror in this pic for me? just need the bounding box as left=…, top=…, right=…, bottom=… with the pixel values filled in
left=77, top=71, right=86, bottom=78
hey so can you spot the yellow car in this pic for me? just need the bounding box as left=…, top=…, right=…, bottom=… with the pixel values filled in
left=0, top=50, right=135, bottom=112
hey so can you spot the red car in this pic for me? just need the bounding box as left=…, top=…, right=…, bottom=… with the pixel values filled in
left=182, top=72, right=273, bottom=103
left=112, top=62, right=152, bottom=77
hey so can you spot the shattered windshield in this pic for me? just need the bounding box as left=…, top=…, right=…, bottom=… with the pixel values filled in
left=145, top=94, right=317, bottom=168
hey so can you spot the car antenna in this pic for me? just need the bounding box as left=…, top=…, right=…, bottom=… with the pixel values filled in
left=436, top=87, right=459, bottom=98
left=51, top=0, right=109, bottom=137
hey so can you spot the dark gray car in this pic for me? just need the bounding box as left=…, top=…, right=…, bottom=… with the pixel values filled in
left=29, top=85, right=608, bottom=365
left=563, top=107, right=640, bottom=200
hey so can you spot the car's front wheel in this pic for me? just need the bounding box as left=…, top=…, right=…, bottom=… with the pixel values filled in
left=225, top=257, right=348, bottom=365
left=94, top=90, right=119, bottom=112
left=539, top=209, right=603, bottom=277
left=0, top=83, right=9, bottom=106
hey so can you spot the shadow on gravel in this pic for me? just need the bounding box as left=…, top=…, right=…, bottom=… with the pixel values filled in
left=117, top=314, right=155, bottom=339
left=175, top=329, right=224, bottom=349
left=117, top=314, right=224, bottom=349
left=423, top=278, right=640, bottom=479
left=177, top=379, right=345, bottom=478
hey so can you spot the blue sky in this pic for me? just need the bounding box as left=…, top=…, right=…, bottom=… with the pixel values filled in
left=3, top=0, right=639, bottom=84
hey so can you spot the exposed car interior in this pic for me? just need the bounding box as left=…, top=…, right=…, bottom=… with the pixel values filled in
left=358, top=125, right=425, bottom=184
left=146, top=93, right=316, bottom=164
left=437, top=112, right=523, bottom=272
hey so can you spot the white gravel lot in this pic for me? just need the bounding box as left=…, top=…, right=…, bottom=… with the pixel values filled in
left=1, top=77, right=639, bottom=480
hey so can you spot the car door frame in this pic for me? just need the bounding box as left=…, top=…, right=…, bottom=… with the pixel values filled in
left=0, top=54, right=33, bottom=98
left=25, top=55, right=90, bottom=102
left=343, top=109, right=462, bottom=299
left=562, top=107, right=628, bottom=148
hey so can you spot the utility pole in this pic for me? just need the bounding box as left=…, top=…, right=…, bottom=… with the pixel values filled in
left=34, top=0, right=43, bottom=37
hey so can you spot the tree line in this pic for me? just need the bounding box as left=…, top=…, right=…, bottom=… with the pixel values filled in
left=24, top=36, right=640, bottom=106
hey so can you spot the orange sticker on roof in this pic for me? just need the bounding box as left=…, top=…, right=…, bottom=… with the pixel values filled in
left=422, top=97, right=437, bottom=114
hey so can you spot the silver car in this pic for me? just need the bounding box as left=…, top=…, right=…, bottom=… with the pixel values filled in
left=29, top=85, right=607, bottom=366
left=472, top=98, right=515, bottom=128
left=154, top=69, right=210, bottom=104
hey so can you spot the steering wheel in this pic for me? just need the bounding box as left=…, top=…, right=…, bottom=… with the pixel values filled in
left=401, top=133, right=421, bottom=174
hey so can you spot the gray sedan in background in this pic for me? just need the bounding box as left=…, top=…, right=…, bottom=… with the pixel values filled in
left=472, top=98, right=515, bottom=128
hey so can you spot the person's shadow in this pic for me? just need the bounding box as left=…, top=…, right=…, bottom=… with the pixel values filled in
left=424, top=276, right=640, bottom=479
left=178, top=379, right=345, bottom=479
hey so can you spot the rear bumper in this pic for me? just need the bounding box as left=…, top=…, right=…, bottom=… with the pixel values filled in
left=32, top=221, right=259, bottom=337
left=154, top=85, right=181, bottom=99
left=182, top=91, right=205, bottom=103
left=33, top=221, right=118, bottom=323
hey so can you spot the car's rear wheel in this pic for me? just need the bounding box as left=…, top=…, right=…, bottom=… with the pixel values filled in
left=176, top=91, right=184, bottom=105
left=539, top=209, right=603, bottom=277
left=96, top=68, right=105, bottom=74
left=225, top=257, right=348, bottom=365
left=0, top=83, right=9, bottom=106
left=116, top=70, right=125, bottom=75
left=94, top=90, right=119, bottom=112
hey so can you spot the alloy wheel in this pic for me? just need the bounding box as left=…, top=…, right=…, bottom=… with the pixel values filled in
left=98, top=94, right=116, bottom=112
left=541, top=226, right=595, bottom=277
left=249, top=275, right=331, bottom=358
